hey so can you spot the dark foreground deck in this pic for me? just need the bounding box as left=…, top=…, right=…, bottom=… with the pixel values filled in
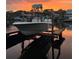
left=6, top=31, right=40, bottom=49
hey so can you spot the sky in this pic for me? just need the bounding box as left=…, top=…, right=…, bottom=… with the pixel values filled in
left=6, top=0, right=72, bottom=11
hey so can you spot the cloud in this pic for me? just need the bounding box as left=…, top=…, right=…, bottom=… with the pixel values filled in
left=6, top=0, right=49, bottom=4
left=59, top=1, right=72, bottom=4
left=6, top=0, right=23, bottom=4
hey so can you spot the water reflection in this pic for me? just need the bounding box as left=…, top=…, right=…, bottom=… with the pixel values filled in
left=62, top=29, right=72, bottom=40
left=6, top=26, right=72, bottom=59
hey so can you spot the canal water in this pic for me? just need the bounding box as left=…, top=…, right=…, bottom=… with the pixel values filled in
left=6, top=25, right=72, bottom=59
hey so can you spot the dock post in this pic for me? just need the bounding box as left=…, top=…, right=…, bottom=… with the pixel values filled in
left=51, top=14, right=55, bottom=59
left=21, top=41, right=24, bottom=53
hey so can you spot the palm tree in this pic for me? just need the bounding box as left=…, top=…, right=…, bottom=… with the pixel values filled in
left=55, top=9, right=66, bottom=29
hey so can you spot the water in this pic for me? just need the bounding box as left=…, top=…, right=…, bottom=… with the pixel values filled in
left=6, top=25, right=72, bottom=59
left=59, top=29, right=72, bottom=59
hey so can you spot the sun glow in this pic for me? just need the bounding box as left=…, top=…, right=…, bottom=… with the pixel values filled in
left=6, top=0, right=72, bottom=11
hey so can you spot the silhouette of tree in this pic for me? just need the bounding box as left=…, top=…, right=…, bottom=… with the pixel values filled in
left=6, top=11, right=15, bottom=27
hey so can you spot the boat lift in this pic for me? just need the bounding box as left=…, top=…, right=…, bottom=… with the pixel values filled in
left=7, top=11, right=65, bottom=59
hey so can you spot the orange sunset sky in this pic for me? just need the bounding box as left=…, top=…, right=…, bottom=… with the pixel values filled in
left=6, top=0, right=72, bottom=11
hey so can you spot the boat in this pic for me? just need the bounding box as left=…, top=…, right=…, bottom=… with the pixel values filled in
left=13, top=21, right=51, bottom=35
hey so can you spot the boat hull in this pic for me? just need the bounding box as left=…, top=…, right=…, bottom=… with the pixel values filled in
left=13, top=22, right=49, bottom=35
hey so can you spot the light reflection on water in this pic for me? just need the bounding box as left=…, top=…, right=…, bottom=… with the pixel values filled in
left=63, top=29, right=72, bottom=40
left=59, top=29, right=72, bottom=59
left=6, top=26, right=72, bottom=59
